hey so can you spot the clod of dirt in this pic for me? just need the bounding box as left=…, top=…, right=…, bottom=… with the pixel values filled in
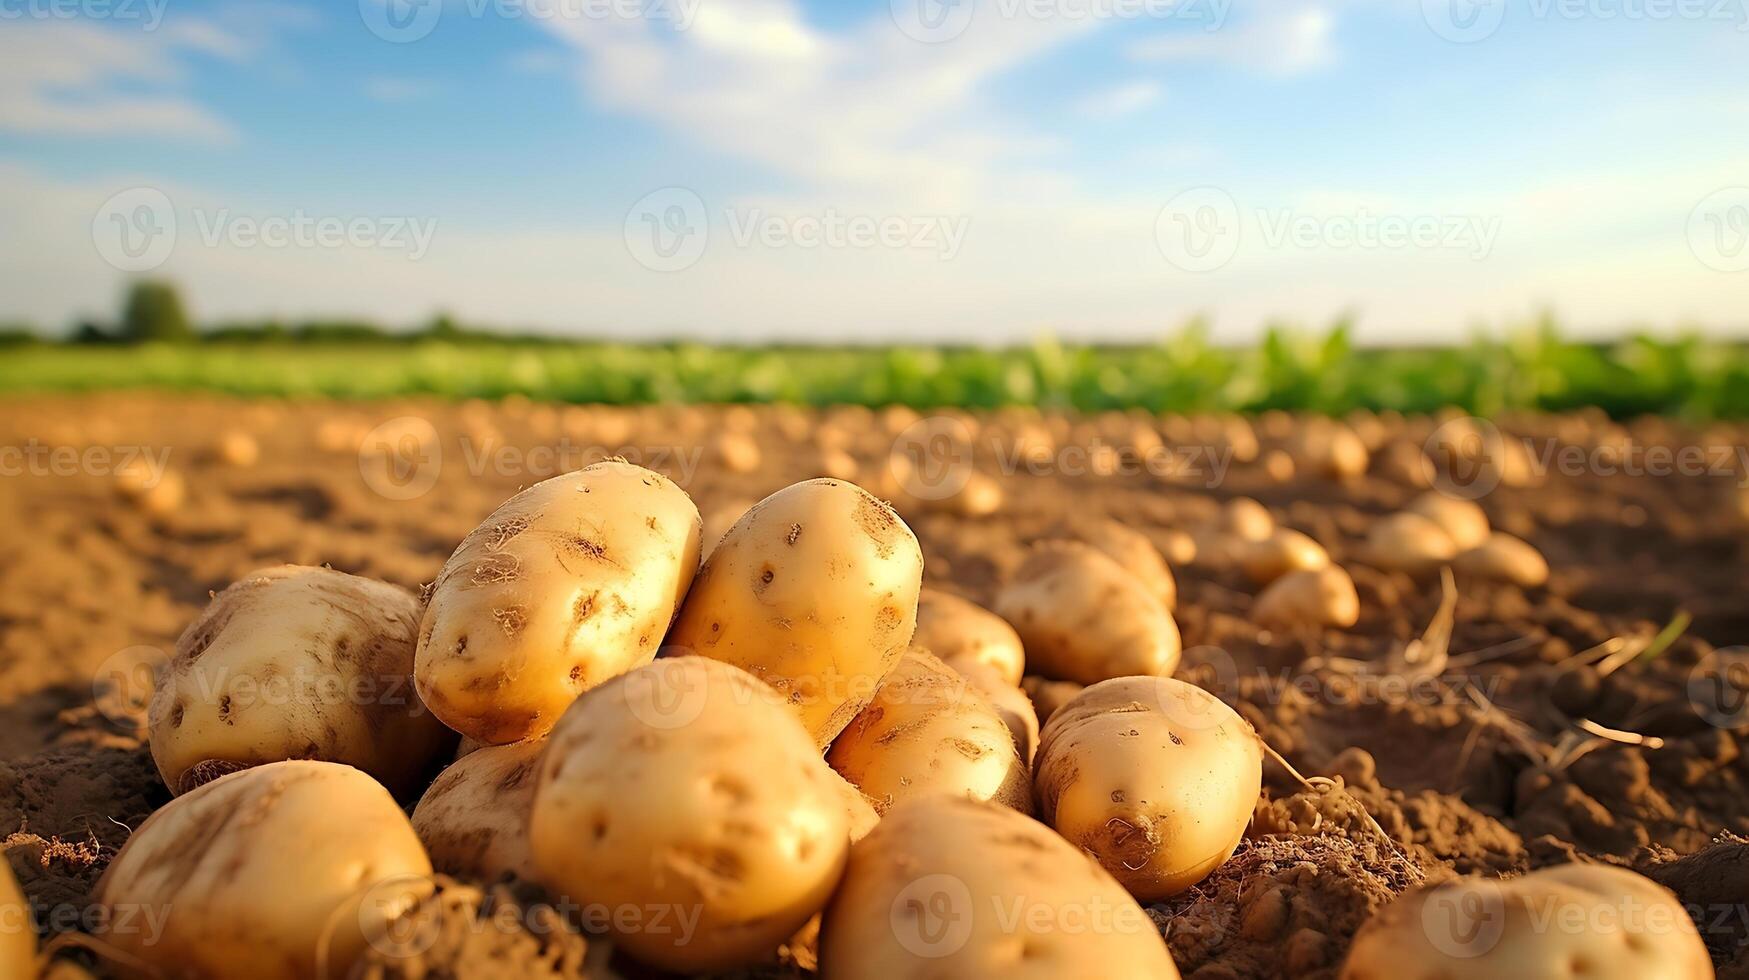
left=349, top=878, right=595, bottom=980
left=1639, top=833, right=1749, bottom=977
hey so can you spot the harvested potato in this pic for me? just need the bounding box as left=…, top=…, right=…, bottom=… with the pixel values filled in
left=1022, top=676, right=1085, bottom=726
left=914, top=588, right=1025, bottom=685
left=1048, top=518, right=1177, bottom=610
left=530, top=657, right=850, bottom=973
left=996, top=541, right=1181, bottom=685
left=668, top=479, right=923, bottom=747
left=785, top=771, right=884, bottom=972
left=819, top=796, right=1180, bottom=979
left=713, top=431, right=761, bottom=474
left=1365, top=512, right=1457, bottom=575
left=1253, top=565, right=1361, bottom=629
left=1220, top=497, right=1276, bottom=541
left=95, top=761, right=432, bottom=980
left=1406, top=491, right=1490, bottom=550
left=216, top=430, right=259, bottom=467
left=1035, top=677, right=1261, bottom=901
left=1, top=859, right=32, bottom=979
left=1341, top=864, right=1710, bottom=980
left=955, top=659, right=1040, bottom=764
left=411, top=739, right=545, bottom=882
left=1289, top=419, right=1369, bottom=479
left=417, top=461, right=703, bottom=744
left=115, top=457, right=184, bottom=516
left=149, top=565, right=454, bottom=798
left=1237, top=527, right=1330, bottom=585
left=927, top=470, right=1004, bottom=517
left=1160, top=528, right=1198, bottom=566
left=1454, top=532, right=1549, bottom=587
left=828, top=650, right=1031, bottom=814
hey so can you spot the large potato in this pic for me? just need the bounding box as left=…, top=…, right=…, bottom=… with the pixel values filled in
left=1035, top=676, right=1262, bottom=901
left=417, top=461, right=702, bottom=744
left=95, top=761, right=432, bottom=980
left=1342, top=864, right=1711, bottom=980
left=996, top=541, right=1181, bottom=684
left=149, top=565, right=453, bottom=798
left=667, top=479, right=923, bottom=746
left=529, top=657, right=850, bottom=973
left=411, top=739, right=545, bottom=882
left=1, top=859, right=32, bottom=979
left=819, top=796, right=1179, bottom=979
left=914, top=588, right=1025, bottom=685
left=827, top=650, right=1031, bottom=814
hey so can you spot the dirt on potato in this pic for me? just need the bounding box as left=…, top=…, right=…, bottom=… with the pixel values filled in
left=3, top=394, right=1748, bottom=978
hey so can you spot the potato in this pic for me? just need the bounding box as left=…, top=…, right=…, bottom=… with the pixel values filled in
left=828, top=650, right=1031, bottom=814
left=1022, top=675, right=1085, bottom=726
left=914, top=588, right=1025, bottom=685
left=1365, top=511, right=1457, bottom=575
left=94, top=761, right=432, bottom=980
left=668, top=479, right=923, bottom=747
left=955, top=659, right=1040, bottom=764
left=1406, top=491, right=1490, bottom=550
left=1341, top=864, right=1710, bottom=980
left=216, top=430, right=259, bottom=467
left=819, top=796, right=1179, bottom=979
left=1220, top=497, right=1276, bottom=541
left=1237, top=528, right=1330, bottom=585
left=1034, top=677, right=1261, bottom=901
left=149, top=565, right=454, bottom=798
left=1048, top=518, right=1177, bottom=610
left=784, top=771, right=884, bottom=972
left=1, top=859, right=33, bottom=980
left=996, top=541, right=1181, bottom=684
left=713, top=431, right=761, bottom=474
left=1253, top=565, right=1361, bottom=629
left=115, top=457, right=184, bottom=516
left=926, top=470, right=1004, bottom=517
left=411, top=739, right=545, bottom=882
left=1454, top=532, right=1549, bottom=587
left=1289, top=419, right=1369, bottom=479
left=529, top=657, right=849, bottom=973
left=417, top=461, right=702, bottom=744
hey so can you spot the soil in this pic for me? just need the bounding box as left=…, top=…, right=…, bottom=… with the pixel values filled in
left=2, top=394, right=1747, bottom=978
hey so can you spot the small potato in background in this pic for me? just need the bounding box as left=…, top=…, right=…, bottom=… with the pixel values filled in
left=417, top=461, right=703, bottom=745
left=914, top=588, right=1025, bottom=685
left=95, top=761, right=432, bottom=980
left=412, top=739, right=546, bottom=882
left=149, top=565, right=454, bottom=798
left=1454, top=532, right=1549, bottom=588
left=668, top=479, right=923, bottom=747
left=1405, top=491, right=1490, bottom=550
left=1365, top=512, right=1458, bottom=576
left=1022, top=676, right=1085, bottom=726
left=819, top=796, right=1180, bottom=979
left=1035, top=676, right=1262, bottom=901
left=997, top=541, right=1181, bottom=685
left=828, top=650, right=1032, bottom=814
left=1237, top=528, right=1330, bottom=586
left=1341, top=864, right=1711, bottom=980
left=1253, top=565, right=1361, bottom=630
left=530, top=657, right=850, bottom=974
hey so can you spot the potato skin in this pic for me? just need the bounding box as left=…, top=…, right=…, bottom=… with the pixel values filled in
left=827, top=650, right=1031, bottom=814
left=1, top=859, right=33, bottom=979
left=819, top=796, right=1179, bottom=979
left=1342, top=864, right=1712, bottom=980
left=1035, top=677, right=1262, bottom=901
left=417, top=461, right=703, bottom=744
left=149, top=565, right=454, bottom=799
left=667, top=479, right=923, bottom=747
left=915, top=588, right=1025, bottom=686
left=529, top=657, right=850, bottom=974
left=95, top=761, right=432, bottom=980
left=1454, top=532, right=1549, bottom=587
left=411, top=739, right=545, bottom=882
left=1253, top=565, right=1361, bottom=630
left=996, top=541, right=1181, bottom=685
left=1049, top=518, right=1178, bottom=610
left=955, top=659, right=1041, bottom=765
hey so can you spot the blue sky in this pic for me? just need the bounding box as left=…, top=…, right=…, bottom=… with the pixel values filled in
left=0, top=0, right=1745, bottom=342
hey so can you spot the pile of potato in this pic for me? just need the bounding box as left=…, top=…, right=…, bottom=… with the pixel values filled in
left=18, top=459, right=1704, bottom=979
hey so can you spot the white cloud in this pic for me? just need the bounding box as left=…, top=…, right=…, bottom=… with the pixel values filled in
left=363, top=77, right=439, bottom=103
left=1130, top=6, right=1337, bottom=76
left=1077, top=80, right=1163, bottom=118
left=0, top=19, right=245, bottom=143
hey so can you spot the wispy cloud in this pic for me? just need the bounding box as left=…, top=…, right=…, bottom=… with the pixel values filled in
left=1130, top=6, right=1337, bottom=76
left=1077, top=80, right=1163, bottom=118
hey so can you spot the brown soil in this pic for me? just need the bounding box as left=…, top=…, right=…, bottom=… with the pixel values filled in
left=3, top=394, right=1747, bottom=977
